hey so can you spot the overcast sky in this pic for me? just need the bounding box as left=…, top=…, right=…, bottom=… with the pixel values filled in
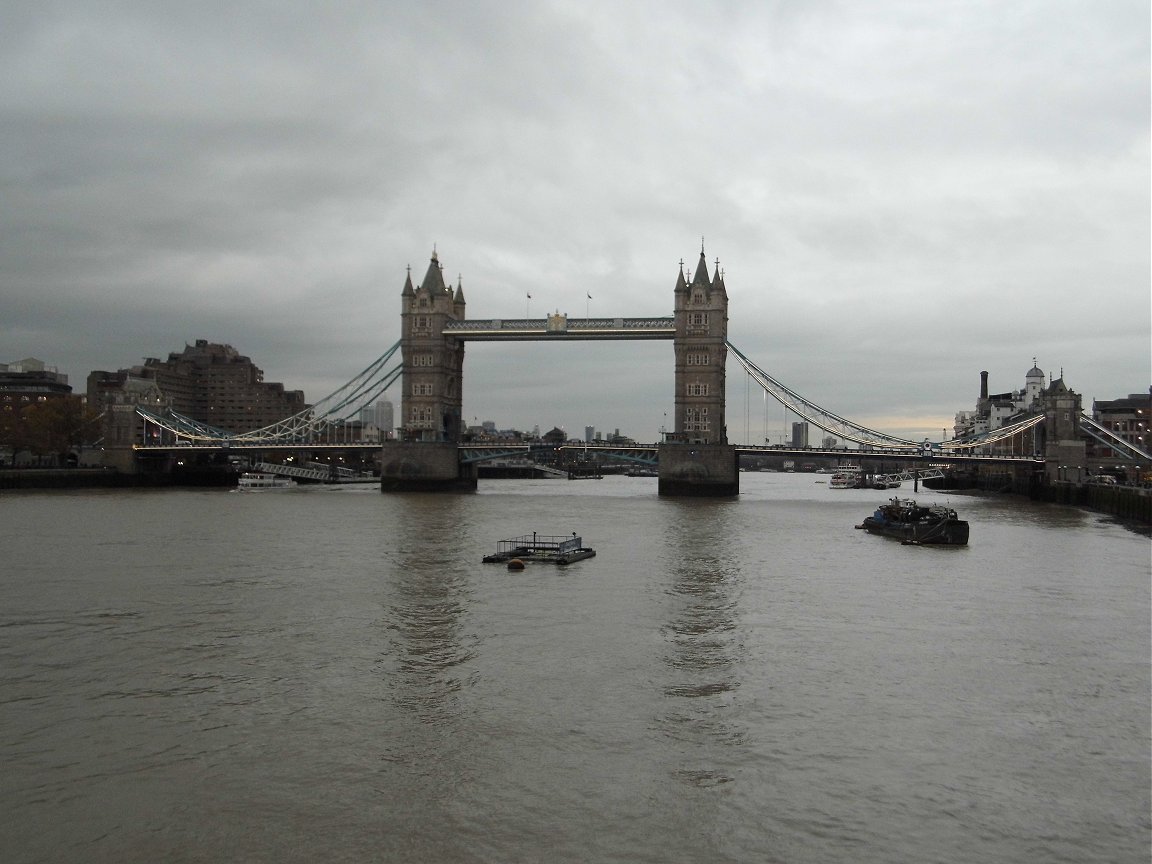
left=2, top=0, right=1148, bottom=443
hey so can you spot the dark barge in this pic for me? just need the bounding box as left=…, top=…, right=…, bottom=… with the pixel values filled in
left=857, top=498, right=970, bottom=546
left=482, top=532, right=597, bottom=566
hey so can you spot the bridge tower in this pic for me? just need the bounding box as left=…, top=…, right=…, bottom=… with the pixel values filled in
left=380, top=251, right=476, bottom=490
left=398, top=250, right=466, bottom=443
left=672, top=247, right=728, bottom=444
left=659, top=246, right=738, bottom=496
left=1039, top=376, right=1086, bottom=484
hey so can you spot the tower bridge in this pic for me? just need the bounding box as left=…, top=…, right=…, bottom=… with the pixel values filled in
left=378, top=246, right=1147, bottom=494
left=111, top=245, right=1150, bottom=495
left=381, top=246, right=734, bottom=494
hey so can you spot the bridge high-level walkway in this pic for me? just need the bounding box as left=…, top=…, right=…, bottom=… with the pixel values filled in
left=443, top=317, right=675, bottom=340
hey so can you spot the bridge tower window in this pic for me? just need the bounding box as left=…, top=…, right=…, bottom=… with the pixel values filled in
left=684, top=406, right=710, bottom=432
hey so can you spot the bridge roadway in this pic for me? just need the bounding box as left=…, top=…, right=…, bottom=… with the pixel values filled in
left=731, top=444, right=1044, bottom=467
left=462, top=442, right=1043, bottom=467
left=134, top=440, right=1044, bottom=468
left=135, top=442, right=383, bottom=452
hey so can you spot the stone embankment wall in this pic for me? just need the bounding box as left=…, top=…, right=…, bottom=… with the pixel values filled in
left=1033, top=482, right=1152, bottom=525
left=921, top=462, right=1150, bottom=526
left=0, top=469, right=122, bottom=489
left=0, top=467, right=237, bottom=489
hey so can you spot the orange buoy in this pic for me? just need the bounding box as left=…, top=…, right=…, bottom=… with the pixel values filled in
left=507, top=558, right=525, bottom=571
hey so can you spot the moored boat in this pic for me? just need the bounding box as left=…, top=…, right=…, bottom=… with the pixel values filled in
left=829, top=464, right=862, bottom=489
left=237, top=472, right=297, bottom=491
left=856, top=497, right=969, bottom=545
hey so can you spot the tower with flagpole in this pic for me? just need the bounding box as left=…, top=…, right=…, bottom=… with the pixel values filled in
left=659, top=240, right=738, bottom=496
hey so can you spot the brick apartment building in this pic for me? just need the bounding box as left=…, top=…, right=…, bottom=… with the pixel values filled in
left=88, top=340, right=306, bottom=433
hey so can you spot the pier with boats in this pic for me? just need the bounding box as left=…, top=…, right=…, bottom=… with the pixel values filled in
left=820, top=462, right=946, bottom=491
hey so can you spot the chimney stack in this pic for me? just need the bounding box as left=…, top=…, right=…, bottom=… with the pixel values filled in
left=980, top=371, right=989, bottom=401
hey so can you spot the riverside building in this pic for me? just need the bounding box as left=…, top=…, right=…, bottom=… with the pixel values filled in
left=954, top=360, right=1048, bottom=438
left=88, top=340, right=305, bottom=433
left=1, top=359, right=74, bottom=456
left=1091, top=392, right=1152, bottom=459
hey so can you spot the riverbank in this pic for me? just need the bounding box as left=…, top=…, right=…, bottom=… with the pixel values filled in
left=1033, top=481, right=1152, bottom=527
left=0, top=467, right=237, bottom=490
left=924, top=466, right=1151, bottom=527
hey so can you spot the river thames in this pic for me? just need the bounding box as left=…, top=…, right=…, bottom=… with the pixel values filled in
left=2, top=473, right=1148, bottom=863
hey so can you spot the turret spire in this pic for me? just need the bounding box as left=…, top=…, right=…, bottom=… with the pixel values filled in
left=421, top=249, right=447, bottom=294
left=692, top=247, right=710, bottom=287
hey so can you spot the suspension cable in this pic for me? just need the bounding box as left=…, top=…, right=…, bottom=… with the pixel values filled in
left=727, top=341, right=922, bottom=449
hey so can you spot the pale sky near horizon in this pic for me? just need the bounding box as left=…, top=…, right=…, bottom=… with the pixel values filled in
left=2, top=0, right=1148, bottom=443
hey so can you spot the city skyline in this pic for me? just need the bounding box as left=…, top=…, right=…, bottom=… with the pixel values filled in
left=1, top=2, right=1148, bottom=443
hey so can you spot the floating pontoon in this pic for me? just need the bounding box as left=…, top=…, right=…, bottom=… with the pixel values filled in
left=482, top=532, right=596, bottom=566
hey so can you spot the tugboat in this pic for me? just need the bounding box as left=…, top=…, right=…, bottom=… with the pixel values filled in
left=482, top=532, right=596, bottom=566
left=856, top=498, right=969, bottom=546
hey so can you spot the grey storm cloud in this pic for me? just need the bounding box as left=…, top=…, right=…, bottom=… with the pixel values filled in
left=1, top=0, right=1148, bottom=442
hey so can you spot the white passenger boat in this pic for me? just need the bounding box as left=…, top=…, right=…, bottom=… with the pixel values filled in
left=828, top=465, right=862, bottom=489
left=237, top=472, right=297, bottom=491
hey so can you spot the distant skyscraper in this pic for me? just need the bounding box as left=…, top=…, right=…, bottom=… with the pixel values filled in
left=585, top=425, right=595, bottom=443
left=375, top=400, right=394, bottom=437
left=791, top=421, right=809, bottom=447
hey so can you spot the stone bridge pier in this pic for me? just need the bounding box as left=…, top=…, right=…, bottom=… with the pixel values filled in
left=378, top=441, right=477, bottom=492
